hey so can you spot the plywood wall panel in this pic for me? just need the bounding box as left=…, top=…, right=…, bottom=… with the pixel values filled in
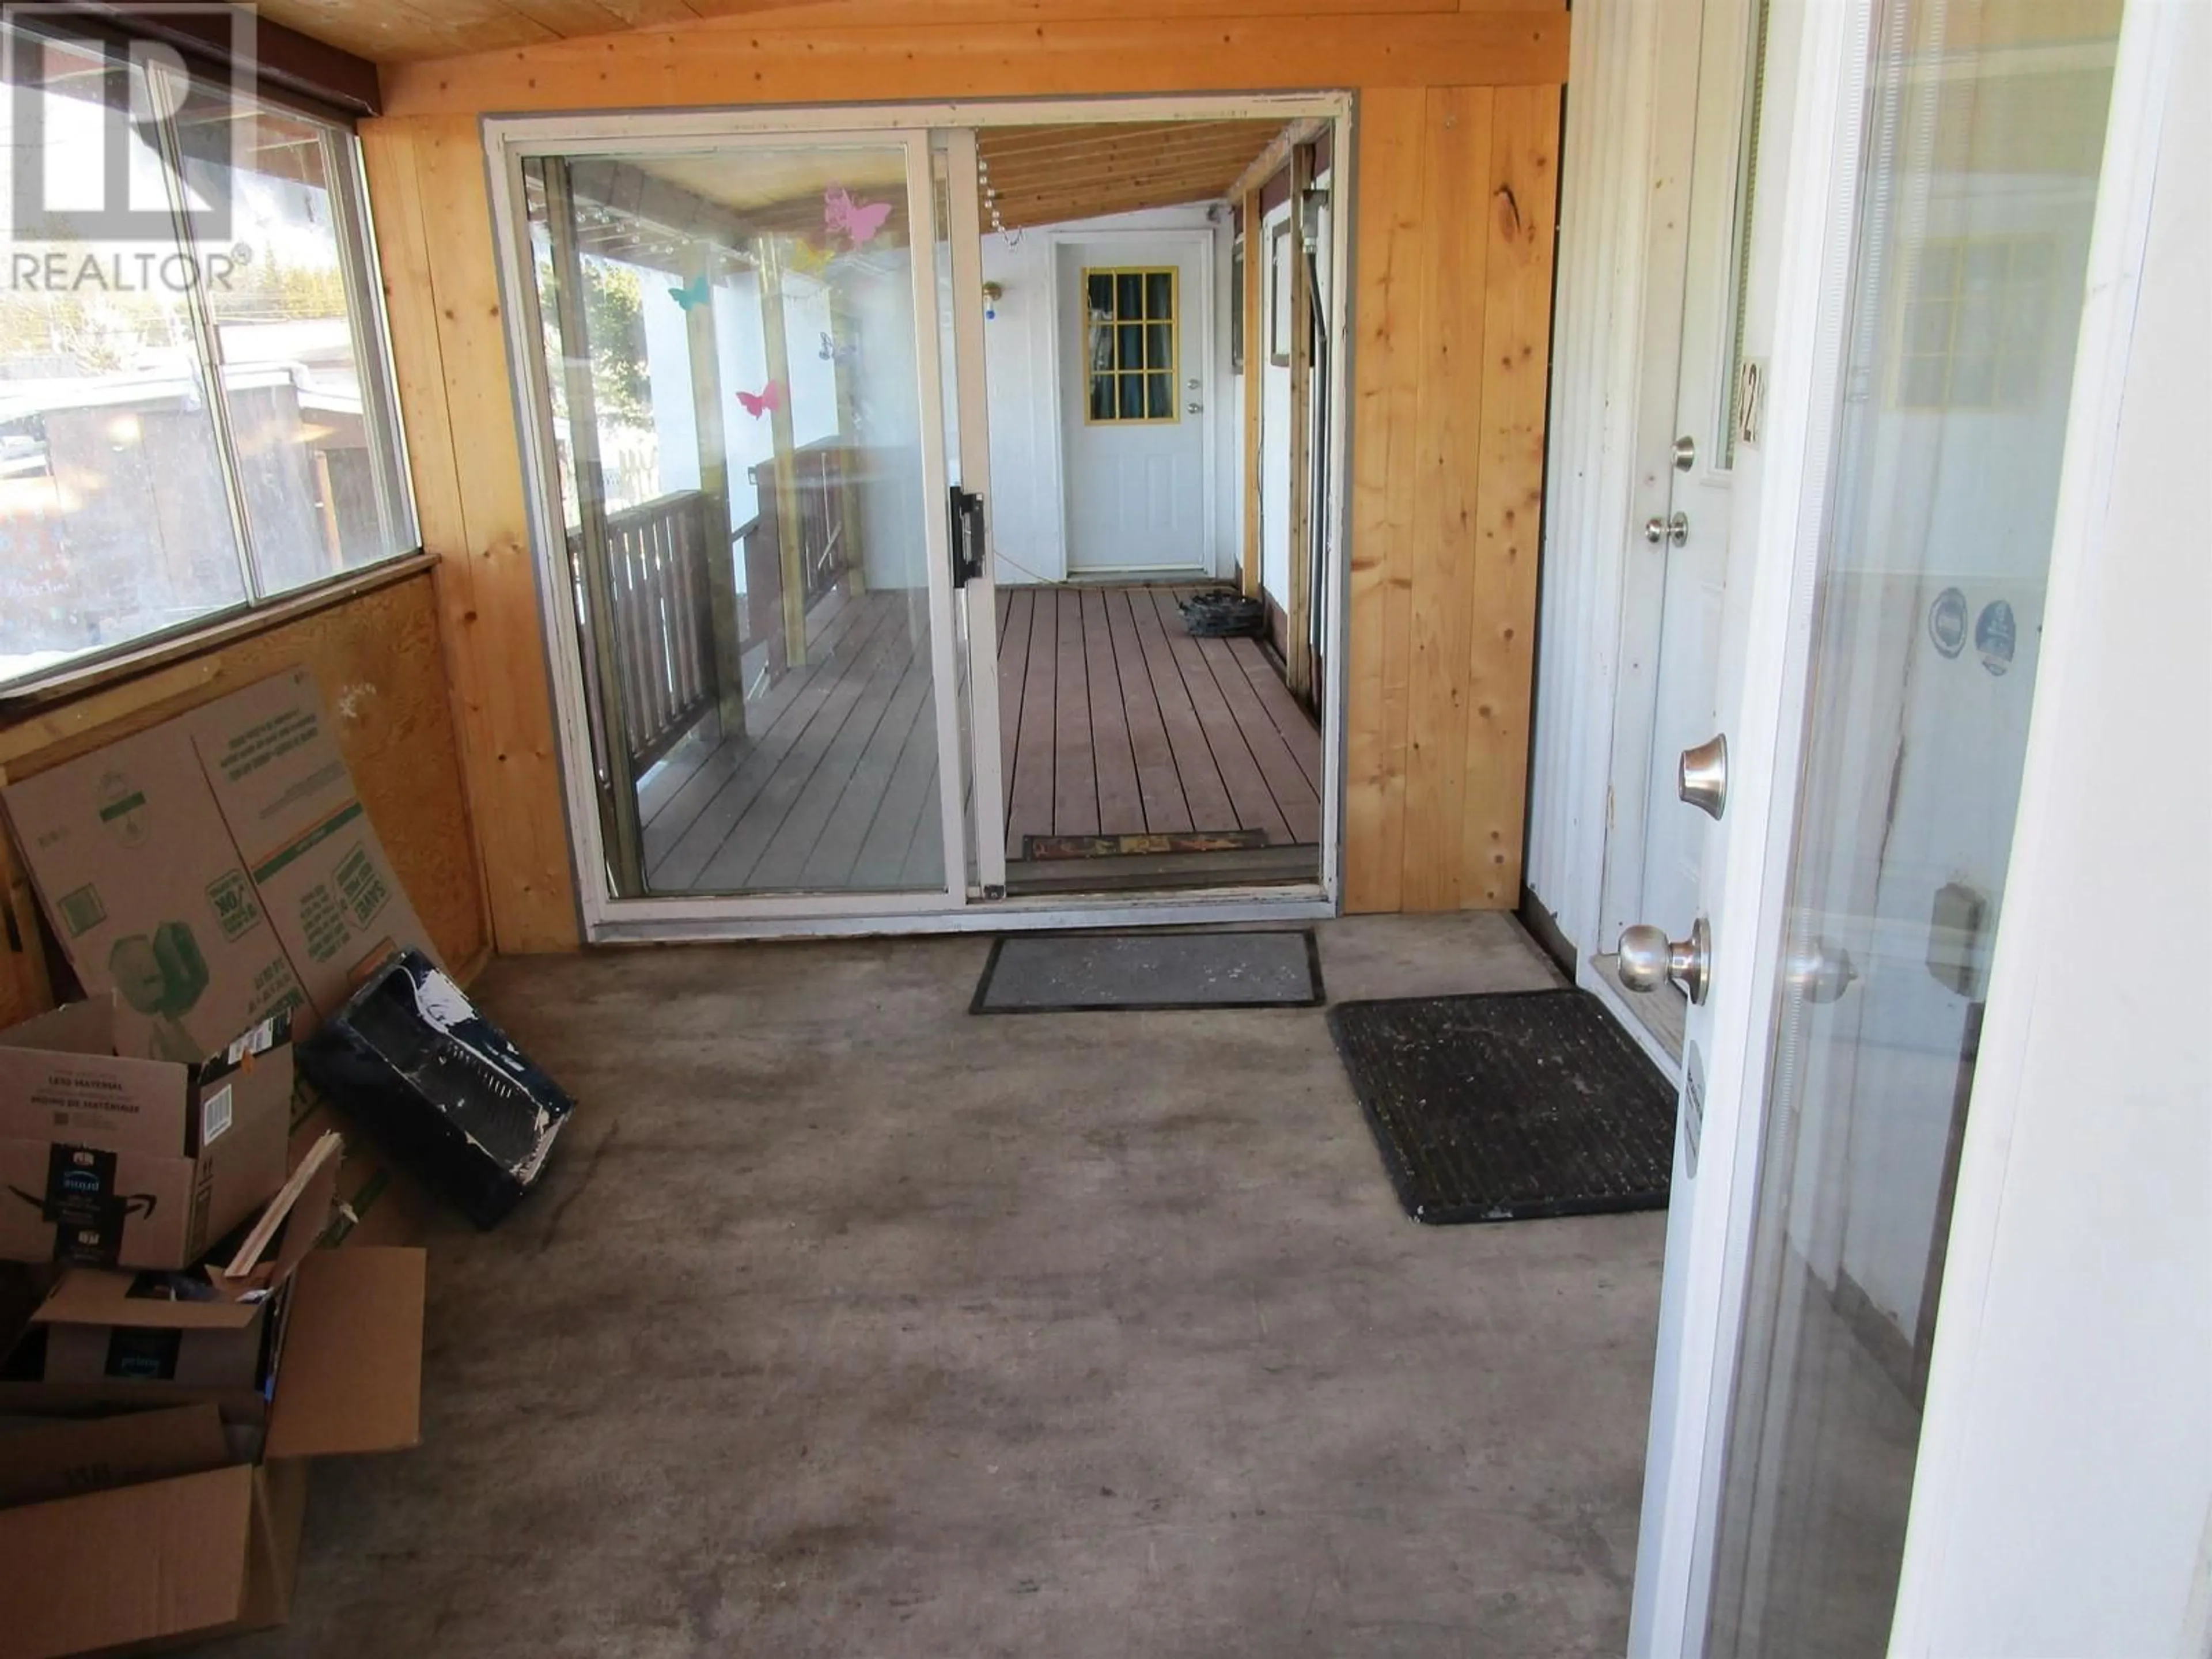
left=0, top=573, right=489, bottom=1030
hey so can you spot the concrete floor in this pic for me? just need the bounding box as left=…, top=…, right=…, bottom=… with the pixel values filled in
left=211, top=914, right=1664, bottom=1659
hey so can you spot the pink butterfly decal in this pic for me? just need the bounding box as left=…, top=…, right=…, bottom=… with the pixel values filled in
left=824, top=185, right=892, bottom=247
left=736, top=380, right=784, bottom=419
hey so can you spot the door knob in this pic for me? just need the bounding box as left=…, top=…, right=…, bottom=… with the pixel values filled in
left=1679, top=734, right=1728, bottom=819
left=1186, top=402, right=1203, bottom=414
left=1645, top=512, right=1689, bottom=546
left=1618, top=917, right=1712, bottom=1005
left=1783, top=936, right=1857, bottom=1004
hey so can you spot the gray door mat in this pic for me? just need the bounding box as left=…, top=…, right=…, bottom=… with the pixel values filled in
left=1328, top=988, right=1676, bottom=1223
left=971, top=930, right=1325, bottom=1014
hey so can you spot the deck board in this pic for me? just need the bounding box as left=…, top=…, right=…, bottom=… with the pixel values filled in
left=1143, top=587, right=1290, bottom=843
left=1082, top=587, right=1147, bottom=836
left=1105, top=588, right=1194, bottom=834
left=1051, top=589, right=1099, bottom=837
left=638, top=582, right=1322, bottom=893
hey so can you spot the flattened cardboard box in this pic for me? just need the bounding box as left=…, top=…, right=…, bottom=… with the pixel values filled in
left=183, top=668, right=438, bottom=1027
left=0, top=726, right=307, bottom=1062
left=1, top=668, right=439, bottom=1058
left=0, top=1247, right=425, bottom=1659
left=0, top=999, right=290, bottom=1271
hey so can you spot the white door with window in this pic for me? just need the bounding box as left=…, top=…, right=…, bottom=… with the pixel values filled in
left=1058, top=237, right=1211, bottom=574
left=1622, top=0, right=2181, bottom=1651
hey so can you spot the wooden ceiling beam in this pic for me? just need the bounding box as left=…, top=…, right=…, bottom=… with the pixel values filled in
left=1224, top=117, right=1327, bottom=201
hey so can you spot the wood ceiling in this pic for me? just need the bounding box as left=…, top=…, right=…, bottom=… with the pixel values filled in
left=976, top=120, right=1286, bottom=231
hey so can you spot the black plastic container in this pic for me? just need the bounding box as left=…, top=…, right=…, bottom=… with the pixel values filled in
left=299, top=950, right=575, bottom=1228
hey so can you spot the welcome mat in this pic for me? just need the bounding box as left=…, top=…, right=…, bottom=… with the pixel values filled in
left=972, top=929, right=1324, bottom=1013
left=1328, top=988, right=1675, bottom=1224
left=1021, top=830, right=1271, bottom=861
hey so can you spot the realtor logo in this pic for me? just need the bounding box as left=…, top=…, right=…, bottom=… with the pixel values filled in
left=4, top=5, right=255, bottom=245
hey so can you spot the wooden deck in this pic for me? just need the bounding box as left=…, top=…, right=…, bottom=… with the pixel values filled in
left=639, top=586, right=945, bottom=894
left=638, top=584, right=1321, bottom=894
left=996, top=585, right=1323, bottom=851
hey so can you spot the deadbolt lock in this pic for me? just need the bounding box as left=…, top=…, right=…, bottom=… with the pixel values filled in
left=1679, top=734, right=1728, bottom=819
left=1672, top=434, right=1696, bottom=472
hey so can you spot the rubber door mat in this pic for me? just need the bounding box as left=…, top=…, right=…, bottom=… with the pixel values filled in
left=971, top=930, right=1324, bottom=1013
left=1328, top=988, right=1675, bottom=1223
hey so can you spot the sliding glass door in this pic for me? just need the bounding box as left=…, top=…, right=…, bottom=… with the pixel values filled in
left=506, top=129, right=990, bottom=909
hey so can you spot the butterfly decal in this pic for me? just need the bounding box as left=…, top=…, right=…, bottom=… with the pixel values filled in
left=823, top=184, right=892, bottom=247
left=786, top=240, right=835, bottom=279
left=817, top=331, right=857, bottom=365
left=666, top=273, right=710, bottom=312
left=735, top=380, right=784, bottom=419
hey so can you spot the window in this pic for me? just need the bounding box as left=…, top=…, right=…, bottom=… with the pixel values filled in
left=1895, top=234, right=2055, bottom=410
left=1082, top=266, right=1176, bottom=423
left=0, top=20, right=416, bottom=688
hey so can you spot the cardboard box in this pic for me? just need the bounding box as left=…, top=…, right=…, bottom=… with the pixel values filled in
left=1, top=669, right=440, bottom=1056
left=0, top=1244, right=424, bottom=1659
left=0, top=1136, right=335, bottom=1422
left=0, top=1000, right=291, bottom=1271
left=182, top=669, right=437, bottom=1026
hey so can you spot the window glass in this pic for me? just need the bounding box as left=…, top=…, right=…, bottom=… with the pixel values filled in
left=0, top=31, right=246, bottom=681
left=0, top=18, right=416, bottom=685
left=1081, top=266, right=1177, bottom=425
left=175, top=94, right=408, bottom=596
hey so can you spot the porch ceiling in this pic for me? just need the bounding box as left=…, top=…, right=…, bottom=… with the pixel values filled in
left=976, top=120, right=1287, bottom=230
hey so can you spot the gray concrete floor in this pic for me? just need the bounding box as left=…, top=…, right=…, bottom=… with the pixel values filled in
left=214, top=914, right=1664, bottom=1659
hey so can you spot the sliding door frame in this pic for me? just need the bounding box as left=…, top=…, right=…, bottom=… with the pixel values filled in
left=484, top=93, right=1353, bottom=942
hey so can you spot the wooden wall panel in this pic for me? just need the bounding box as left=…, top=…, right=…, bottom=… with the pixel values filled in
left=0, top=572, right=490, bottom=1031
left=363, top=119, right=581, bottom=952
left=362, top=2, right=1566, bottom=933
left=377, top=13, right=1567, bottom=113
left=1460, top=85, right=1561, bottom=907
left=1342, top=89, right=1427, bottom=913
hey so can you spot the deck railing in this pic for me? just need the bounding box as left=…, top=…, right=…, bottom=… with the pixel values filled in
left=584, top=488, right=719, bottom=773
left=741, top=438, right=862, bottom=664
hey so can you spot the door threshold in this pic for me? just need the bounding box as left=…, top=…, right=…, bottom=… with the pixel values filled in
left=1006, top=844, right=1320, bottom=895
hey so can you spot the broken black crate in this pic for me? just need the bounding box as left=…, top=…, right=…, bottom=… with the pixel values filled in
left=299, top=951, right=575, bottom=1228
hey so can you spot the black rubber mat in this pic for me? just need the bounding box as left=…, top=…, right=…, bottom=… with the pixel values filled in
left=1328, top=988, right=1675, bottom=1224
left=972, top=930, right=1324, bottom=1013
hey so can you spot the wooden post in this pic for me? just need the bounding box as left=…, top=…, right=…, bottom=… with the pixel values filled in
left=681, top=240, right=748, bottom=739
left=827, top=297, right=867, bottom=599
left=1240, top=185, right=1264, bottom=601
left=541, top=157, right=645, bottom=891
left=757, top=245, right=809, bottom=668
left=1285, top=144, right=1317, bottom=701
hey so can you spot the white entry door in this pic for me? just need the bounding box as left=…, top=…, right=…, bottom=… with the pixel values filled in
left=1625, top=0, right=2147, bottom=1651
left=1605, top=0, right=1759, bottom=997
left=1059, top=237, right=1210, bottom=574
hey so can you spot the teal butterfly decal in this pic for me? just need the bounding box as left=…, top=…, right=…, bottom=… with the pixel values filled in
left=668, top=274, right=710, bottom=312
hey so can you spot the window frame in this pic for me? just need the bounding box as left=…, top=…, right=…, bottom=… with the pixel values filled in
left=1080, top=263, right=1181, bottom=427
left=0, top=33, right=419, bottom=696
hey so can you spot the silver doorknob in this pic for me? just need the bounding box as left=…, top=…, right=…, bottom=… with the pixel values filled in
left=1678, top=734, right=1728, bottom=819
left=1783, top=936, right=1857, bottom=1004
left=1186, top=402, right=1203, bottom=414
left=1617, top=916, right=1711, bottom=1005
left=1645, top=512, right=1688, bottom=546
